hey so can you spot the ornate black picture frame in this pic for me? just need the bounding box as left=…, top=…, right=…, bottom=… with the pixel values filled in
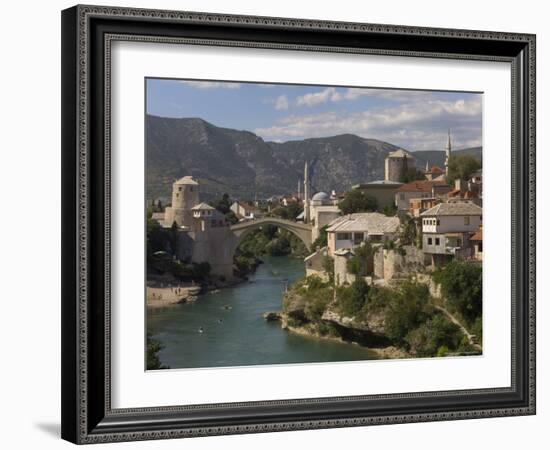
left=61, top=4, right=536, bottom=444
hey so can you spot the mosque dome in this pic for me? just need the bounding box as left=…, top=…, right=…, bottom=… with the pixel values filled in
left=311, top=192, right=330, bottom=202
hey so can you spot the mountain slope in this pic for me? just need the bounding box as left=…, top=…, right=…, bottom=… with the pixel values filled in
left=146, top=116, right=481, bottom=201
left=413, top=147, right=483, bottom=169
left=268, top=134, right=401, bottom=193
left=147, top=116, right=295, bottom=201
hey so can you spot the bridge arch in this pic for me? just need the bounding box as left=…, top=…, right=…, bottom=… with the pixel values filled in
left=229, top=218, right=313, bottom=256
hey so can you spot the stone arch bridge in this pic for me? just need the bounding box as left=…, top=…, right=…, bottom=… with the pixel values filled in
left=188, top=218, right=313, bottom=280
left=230, top=217, right=313, bottom=252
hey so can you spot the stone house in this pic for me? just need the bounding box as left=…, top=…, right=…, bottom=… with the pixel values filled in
left=420, top=201, right=482, bottom=266
left=395, top=180, right=449, bottom=212
left=230, top=201, right=262, bottom=220
left=326, top=212, right=400, bottom=256
left=351, top=180, right=403, bottom=209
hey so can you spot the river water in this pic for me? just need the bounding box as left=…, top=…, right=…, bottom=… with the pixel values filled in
left=147, top=255, right=377, bottom=369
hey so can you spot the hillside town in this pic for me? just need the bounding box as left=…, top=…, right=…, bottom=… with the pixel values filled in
left=147, top=130, right=483, bottom=363
left=149, top=130, right=482, bottom=287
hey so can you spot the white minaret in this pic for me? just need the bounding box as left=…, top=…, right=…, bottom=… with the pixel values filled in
left=445, top=129, right=452, bottom=176
left=297, top=178, right=301, bottom=200
left=425, top=160, right=429, bottom=172
left=303, top=162, right=310, bottom=223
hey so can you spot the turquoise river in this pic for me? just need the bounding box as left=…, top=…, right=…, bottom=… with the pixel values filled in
left=147, top=255, right=377, bottom=369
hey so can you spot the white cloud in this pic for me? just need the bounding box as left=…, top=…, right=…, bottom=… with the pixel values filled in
left=295, top=87, right=339, bottom=107
left=178, top=80, right=241, bottom=89
left=274, top=95, right=289, bottom=110
left=253, top=97, right=482, bottom=150
left=296, top=87, right=438, bottom=106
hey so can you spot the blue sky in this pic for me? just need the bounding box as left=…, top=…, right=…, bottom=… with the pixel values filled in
left=146, top=78, right=482, bottom=151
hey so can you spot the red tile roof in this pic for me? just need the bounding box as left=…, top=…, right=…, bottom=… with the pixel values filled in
left=428, top=165, right=444, bottom=174
left=396, top=180, right=447, bottom=193
left=470, top=227, right=483, bottom=241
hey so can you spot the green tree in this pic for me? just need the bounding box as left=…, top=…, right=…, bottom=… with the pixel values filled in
left=446, top=154, right=482, bottom=184
left=405, top=314, right=462, bottom=357
left=433, top=261, right=482, bottom=324
left=312, top=225, right=329, bottom=249
left=147, top=218, right=169, bottom=255
left=212, top=193, right=232, bottom=214
left=169, top=221, right=179, bottom=255
left=346, top=242, right=374, bottom=276
left=337, top=278, right=370, bottom=317
left=339, top=190, right=378, bottom=214
left=146, top=332, right=168, bottom=370
left=399, top=215, right=417, bottom=246
left=384, top=281, right=431, bottom=345
left=271, top=203, right=303, bottom=221
left=322, top=255, right=334, bottom=283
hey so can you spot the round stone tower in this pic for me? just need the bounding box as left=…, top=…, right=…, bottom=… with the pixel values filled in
left=384, top=149, right=414, bottom=182
left=164, top=176, right=199, bottom=228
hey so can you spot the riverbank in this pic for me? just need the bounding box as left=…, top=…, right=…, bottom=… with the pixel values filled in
left=146, top=285, right=201, bottom=308
left=148, top=255, right=379, bottom=369
left=280, top=274, right=482, bottom=360
left=281, top=320, right=395, bottom=358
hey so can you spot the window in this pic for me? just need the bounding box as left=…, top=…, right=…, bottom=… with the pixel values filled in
left=464, top=216, right=470, bottom=225
left=353, top=233, right=364, bottom=244
left=436, top=219, right=440, bottom=226
left=176, top=193, right=179, bottom=198
left=190, top=187, right=193, bottom=192
left=427, top=237, right=433, bottom=245
left=435, top=238, right=440, bottom=245
left=178, top=187, right=182, bottom=192
left=337, top=233, right=351, bottom=241
left=400, top=193, right=405, bottom=200
left=457, top=239, right=462, bottom=247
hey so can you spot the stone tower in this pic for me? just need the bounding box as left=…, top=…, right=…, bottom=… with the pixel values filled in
left=303, top=162, right=310, bottom=223
left=384, top=149, right=414, bottom=182
left=445, top=129, right=452, bottom=176
left=163, top=176, right=199, bottom=228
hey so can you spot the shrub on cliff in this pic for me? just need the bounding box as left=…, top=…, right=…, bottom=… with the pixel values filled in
left=146, top=332, right=168, bottom=370
left=337, top=278, right=370, bottom=317
left=433, top=261, right=482, bottom=325
left=405, top=314, right=462, bottom=357
left=384, top=281, right=431, bottom=346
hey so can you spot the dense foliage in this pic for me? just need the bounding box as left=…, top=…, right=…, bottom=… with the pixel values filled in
left=287, top=273, right=479, bottom=358
left=211, top=192, right=239, bottom=224
left=270, top=203, right=303, bottom=221
left=336, top=278, right=370, bottom=317
left=312, top=225, right=329, bottom=249
left=346, top=242, right=375, bottom=276
left=433, top=261, right=482, bottom=325
left=384, top=281, right=432, bottom=345
left=399, top=157, right=426, bottom=183
left=234, top=225, right=308, bottom=277
left=146, top=332, right=168, bottom=370
left=338, top=189, right=378, bottom=215
left=446, top=154, right=482, bottom=184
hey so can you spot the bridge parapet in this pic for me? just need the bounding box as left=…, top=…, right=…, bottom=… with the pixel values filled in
left=230, top=218, right=313, bottom=249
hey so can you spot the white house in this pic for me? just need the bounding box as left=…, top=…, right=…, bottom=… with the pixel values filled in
left=326, top=212, right=400, bottom=255
left=420, top=201, right=482, bottom=266
left=230, top=201, right=262, bottom=220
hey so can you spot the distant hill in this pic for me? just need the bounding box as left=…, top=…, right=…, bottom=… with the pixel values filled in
left=412, top=147, right=482, bottom=169
left=147, top=116, right=402, bottom=201
left=146, top=115, right=481, bottom=202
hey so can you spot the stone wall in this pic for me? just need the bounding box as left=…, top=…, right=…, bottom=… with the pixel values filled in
left=188, top=227, right=236, bottom=280
left=334, top=252, right=356, bottom=286
left=415, top=273, right=442, bottom=299
left=305, top=247, right=330, bottom=281
left=374, top=245, right=429, bottom=282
